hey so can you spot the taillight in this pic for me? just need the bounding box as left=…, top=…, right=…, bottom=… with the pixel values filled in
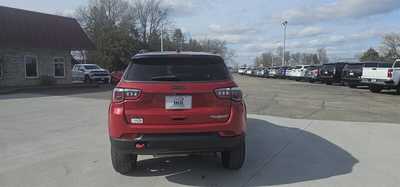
left=388, top=69, right=393, bottom=78
left=112, top=88, right=141, bottom=102
left=215, top=87, right=243, bottom=102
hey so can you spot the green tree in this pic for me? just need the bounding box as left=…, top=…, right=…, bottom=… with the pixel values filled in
left=360, top=48, right=381, bottom=62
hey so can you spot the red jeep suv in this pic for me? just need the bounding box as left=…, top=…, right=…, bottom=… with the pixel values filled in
left=108, top=52, right=247, bottom=174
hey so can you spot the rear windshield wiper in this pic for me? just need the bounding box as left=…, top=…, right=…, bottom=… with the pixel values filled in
left=151, top=75, right=180, bottom=81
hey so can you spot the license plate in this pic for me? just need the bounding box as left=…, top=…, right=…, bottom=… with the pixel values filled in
left=165, top=95, right=192, bottom=110
left=349, top=72, right=354, bottom=76
left=371, top=79, right=377, bottom=83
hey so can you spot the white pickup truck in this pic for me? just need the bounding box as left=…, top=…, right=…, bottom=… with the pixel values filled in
left=361, top=59, right=400, bottom=93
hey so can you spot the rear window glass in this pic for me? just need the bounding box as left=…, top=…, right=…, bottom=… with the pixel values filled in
left=84, top=65, right=100, bottom=69
left=378, top=63, right=393, bottom=68
left=345, top=64, right=363, bottom=69
left=364, top=63, right=378, bottom=67
left=322, top=64, right=335, bottom=70
left=306, top=66, right=317, bottom=70
left=124, top=56, right=230, bottom=82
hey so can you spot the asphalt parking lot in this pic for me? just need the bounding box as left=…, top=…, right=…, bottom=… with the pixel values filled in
left=237, top=75, right=400, bottom=124
left=0, top=77, right=400, bottom=187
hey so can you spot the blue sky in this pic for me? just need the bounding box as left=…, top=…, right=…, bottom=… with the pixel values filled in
left=1, top=0, right=400, bottom=64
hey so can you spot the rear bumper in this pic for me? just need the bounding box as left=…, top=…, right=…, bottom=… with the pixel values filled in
left=110, top=133, right=245, bottom=154
left=109, top=102, right=247, bottom=138
left=361, top=79, right=396, bottom=87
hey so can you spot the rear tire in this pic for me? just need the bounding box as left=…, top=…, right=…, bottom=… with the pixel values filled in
left=84, top=75, right=92, bottom=84
left=111, top=146, right=137, bottom=174
left=222, top=139, right=245, bottom=170
left=369, top=85, right=382, bottom=93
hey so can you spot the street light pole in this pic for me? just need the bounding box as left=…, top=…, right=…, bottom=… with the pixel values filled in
left=161, top=24, right=164, bottom=52
left=282, top=20, right=288, bottom=66
left=271, top=54, right=274, bottom=67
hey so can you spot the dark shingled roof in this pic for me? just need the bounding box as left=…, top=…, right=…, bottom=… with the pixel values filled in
left=0, top=6, right=94, bottom=50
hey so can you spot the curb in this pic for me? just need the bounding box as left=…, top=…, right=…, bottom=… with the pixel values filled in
left=0, top=84, right=107, bottom=95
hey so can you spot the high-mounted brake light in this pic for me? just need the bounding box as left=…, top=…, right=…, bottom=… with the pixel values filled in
left=215, top=87, right=243, bottom=102
left=112, top=88, right=141, bottom=102
left=388, top=69, right=393, bottom=78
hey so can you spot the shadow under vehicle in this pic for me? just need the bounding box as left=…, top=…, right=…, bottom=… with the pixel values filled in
left=125, top=118, right=358, bottom=187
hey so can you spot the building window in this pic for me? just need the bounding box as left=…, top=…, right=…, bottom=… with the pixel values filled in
left=54, top=57, right=65, bottom=78
left=25, top=55, right=39, bottom=78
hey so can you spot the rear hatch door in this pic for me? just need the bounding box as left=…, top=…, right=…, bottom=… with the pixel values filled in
left=120, top=55, right=235, bottom=125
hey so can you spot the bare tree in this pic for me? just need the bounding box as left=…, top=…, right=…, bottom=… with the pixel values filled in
left=317, top=48, right=329, bottom=64
left=77, top=0, right=131, bottom=33
left=276, top=46, right=283, bottom=65
left=75, top=0, right=136, bottom=70
left=172, top=29, right=184, bottom=51
left=132, top=0, right=168, bottom=50
left=380, top=33, right=400, bottom=61
left=291, top=53, right=301, bottom=65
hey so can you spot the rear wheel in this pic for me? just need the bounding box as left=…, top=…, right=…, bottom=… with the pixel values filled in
left=369, top=85, right=382, bottom=93
left=222, top=139, right=245, bottom=170
left=396, top=84, right=400, bottom=95
left=111, top=146, right=137, bottom=174
left=84, top=75, right=92, bottom=84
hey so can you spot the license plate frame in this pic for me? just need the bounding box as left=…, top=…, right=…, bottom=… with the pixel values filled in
left=165, top=95, right=192, bottom=110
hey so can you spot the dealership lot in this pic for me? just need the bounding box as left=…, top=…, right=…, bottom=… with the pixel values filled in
left=1, top=77, right=400, bottom=187
left=238, top=75, right=400, bottom=124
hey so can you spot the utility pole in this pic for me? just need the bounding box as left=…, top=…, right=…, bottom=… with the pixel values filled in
left=161, top=24, right=164, bottom=52
left=282, top=20, right=288, bottom=66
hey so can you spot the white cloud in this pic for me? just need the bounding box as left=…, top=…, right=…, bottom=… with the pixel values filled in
left=162, top=0, right=214, bottom=17
left=208, top=24, right=257, bottom=35
left=289, top=26, right=326, bottom=38
left=280, top=0, right=400, bottom=24
left=233, top=28, right=386, bottom=64
left=191, top=24, right=258, bottom=44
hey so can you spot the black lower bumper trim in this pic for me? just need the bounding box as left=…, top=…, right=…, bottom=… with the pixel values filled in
left=110, top=133, right=245, bottom=155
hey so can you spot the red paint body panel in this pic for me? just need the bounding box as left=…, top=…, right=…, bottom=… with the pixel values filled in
left=108, top=80, right=247, bottom=139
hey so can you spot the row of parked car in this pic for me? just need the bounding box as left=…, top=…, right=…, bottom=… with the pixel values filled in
left=238, top=59, right=400, bottom=94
